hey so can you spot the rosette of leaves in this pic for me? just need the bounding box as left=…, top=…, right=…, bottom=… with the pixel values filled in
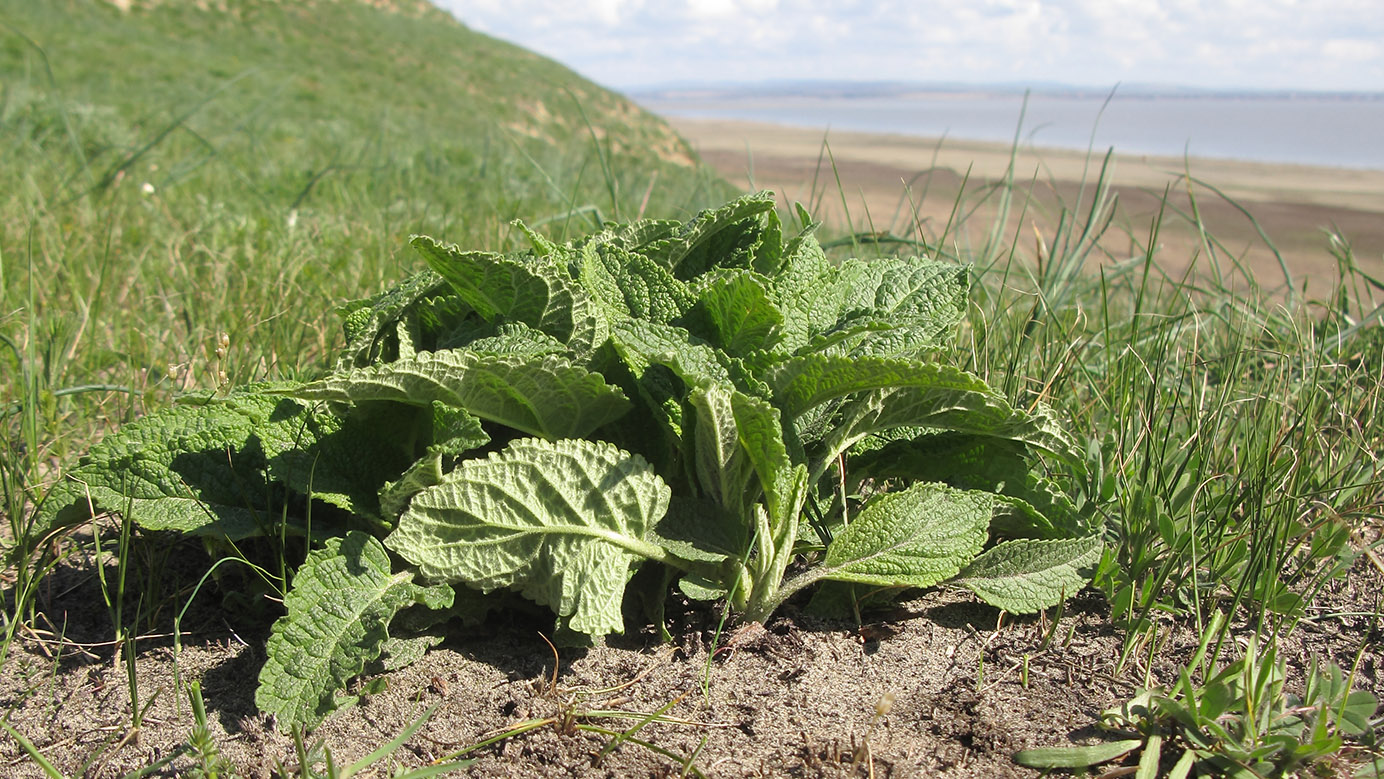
left=36, top=192, right=1102, bottom=730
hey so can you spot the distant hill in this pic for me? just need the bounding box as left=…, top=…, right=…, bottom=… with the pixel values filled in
left=0, top=0, right=731, bottom=231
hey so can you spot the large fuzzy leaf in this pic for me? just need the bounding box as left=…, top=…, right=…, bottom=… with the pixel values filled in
left=768, top=229, right=834, bottom=352
left=264, top=400, right=433, bottom=520
left=386, top=439, right=670, bottom=636
left=610, top=319, right=736, bottom=390
left=956, top=535, right=1103, bottom=613
left=771, top=253, right=968, bottom=358
left=588, top=217, right=680, bottom=253
left=642, top=191, right=777, bottom=278
left=683, top=269, right=784, bottom=357
left=847, top=433, right=1087, bottom=537
left=336, top=270, right=451, bottom=369
left=770, top=354, right=1076, bottom=461
left=377, top=405, right=491, bottom=520
left=611, top=319, right=772, bottom=402
left=769, top=354, right=990, bottom=417
left=411, top=235, right=603, bottom=353
left=35, top=391, right=375, bottom=539
left=819, top=483, right=992, bottom=588
left=460, top=322, right=567, bottom=357
left=688, top=385, right=798, bottom=526
left=689, top=385, right=760, bottom=519
left=578, top=240, right=693, bottom=326
left=287, top=350, right=630, bottom=441
left=256, top=532, right=453, bottom=730
left=827, top=257, right=968, bottom=355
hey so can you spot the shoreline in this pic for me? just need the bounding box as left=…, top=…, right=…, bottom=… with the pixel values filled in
left=667, top=117, right=1384, bottom=289
left=667, top=117, right=1384, bottom=213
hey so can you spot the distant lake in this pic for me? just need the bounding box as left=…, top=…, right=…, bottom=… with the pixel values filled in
left=638, top=92, right=1384, bottom=171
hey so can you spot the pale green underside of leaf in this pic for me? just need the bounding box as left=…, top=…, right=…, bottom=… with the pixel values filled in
left=287, top=350, right=630, bottom=441
left=386, top=438, right=670, bottom=636
left=256, top=532, right=453, bottom=730
left=956, top=534, right=1103, bottom=613
left=821, top=482, right=992, bottom=588
left=690, top=385, right=760, bottom=519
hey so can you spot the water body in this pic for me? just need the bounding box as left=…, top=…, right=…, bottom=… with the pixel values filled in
left=639, top=91, right=1384, bottom=171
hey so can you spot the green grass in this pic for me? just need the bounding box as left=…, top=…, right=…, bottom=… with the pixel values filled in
left=3, top=0, right=1382, bottom=774
left=0, top=0, right=733, bottom=568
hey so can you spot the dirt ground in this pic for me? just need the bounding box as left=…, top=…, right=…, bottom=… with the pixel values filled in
left=2, top=542, right=1381, bottom=777
left=668, top=118, right=1384, bottom=296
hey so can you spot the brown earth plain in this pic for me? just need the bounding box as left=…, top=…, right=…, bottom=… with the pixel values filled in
left=667, top=118, right=1384, bottom=294
left=3, top=119, right=1383, bottom=778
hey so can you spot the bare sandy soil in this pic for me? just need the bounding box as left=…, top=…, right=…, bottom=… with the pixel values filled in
left=669, top=118, right=1384, bottom=294
left=3, top=550, right=1380, bottom=777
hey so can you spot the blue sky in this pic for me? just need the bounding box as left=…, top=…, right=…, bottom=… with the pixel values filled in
left=433, top=0, right=1384, bottom=92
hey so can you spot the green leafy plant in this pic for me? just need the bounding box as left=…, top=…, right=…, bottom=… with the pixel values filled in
left=34, top=192, right=1101, bottom=731
left=1016, top=611, right=1381, bottom=778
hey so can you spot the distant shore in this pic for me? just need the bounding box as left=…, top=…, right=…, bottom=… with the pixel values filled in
left=669, top=117, right=1384, bottom=291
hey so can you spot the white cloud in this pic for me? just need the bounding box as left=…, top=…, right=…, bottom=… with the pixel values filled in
left=1324, top=39, right=1381, bottom=61
left=433, top=0, right=1384, bottom=91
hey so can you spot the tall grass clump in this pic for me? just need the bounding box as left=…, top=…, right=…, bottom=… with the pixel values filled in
left=836, top=142, right=1383, bottom=771
left=960, top=197, right=1379, bottom=649
left=804, top=132, right=1378, bottom=658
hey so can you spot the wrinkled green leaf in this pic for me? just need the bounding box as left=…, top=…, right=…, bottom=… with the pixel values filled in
left=461, top=321, right=567, bottom=357
left=690, top=385, right=760, bottom=518
left=828, top=256, right=968, bottom=354
left=386, top=438, right=670, bottom=636
left=256, top=532, right=454, bottom=730
left=642, top=191, right=777, bottom=278
left=848, top=433, right=1087, bottom=537
left=287, top=350, right=630, bottom=441
left=684, top=269, right=784, bottom=356
left=769, top=354, right=994, bottom=419
left=377, top=406, right=488, bottom=520
left=957, top=535, right=1103, bottom=613
left=611, top=319, right=736, bottom=390
left=336, top=270, right=450, bottom=369
left=820, top=483, right=992, bottom=588
left=411, top=235, right=603, bottom=353
left=783, top=356, right=1076, bottom=463
left=37, top=391, right=344, bottom=539
left=579, top=240, right=693, bottom=326
left=770, top=252, right=966, bottom=359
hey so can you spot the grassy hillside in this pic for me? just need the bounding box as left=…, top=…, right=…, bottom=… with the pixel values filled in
left=0, top=0, right=733, bottom=466
left=1, top=0, right=715, bottom=222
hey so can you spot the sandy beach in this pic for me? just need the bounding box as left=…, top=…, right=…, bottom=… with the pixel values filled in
left=670, top=117, right=1384, bottom=293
